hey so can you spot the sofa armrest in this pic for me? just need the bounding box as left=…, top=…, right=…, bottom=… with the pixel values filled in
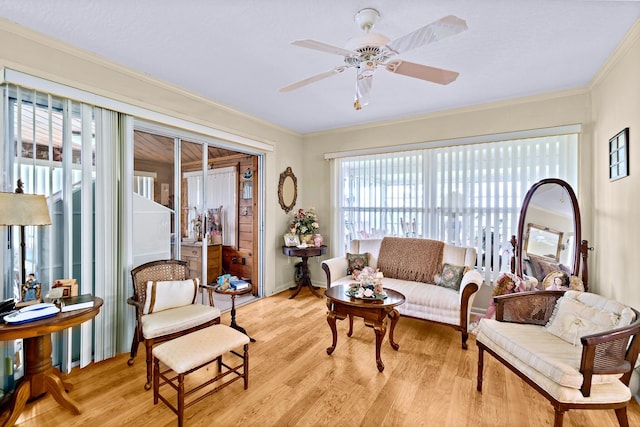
left=578, top=312, right=640, bottom=396
left=459, top=269, right=482, bottom=303
left=495, top=290, right=565, bottom=325
left=321, top=256, right=348, bottom=288
left=453, top=269, right=481, bottom=349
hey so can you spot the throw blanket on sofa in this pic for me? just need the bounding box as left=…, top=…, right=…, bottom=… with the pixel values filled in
left=377, top=237, right=444, bottom=283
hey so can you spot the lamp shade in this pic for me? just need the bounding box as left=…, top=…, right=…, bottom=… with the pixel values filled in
left=0, top=192, right=52, bottom=226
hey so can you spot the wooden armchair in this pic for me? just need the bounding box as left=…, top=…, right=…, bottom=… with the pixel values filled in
left=127, top=259, right=220, bottom=390
left=476, top=291, right=640, bottom=427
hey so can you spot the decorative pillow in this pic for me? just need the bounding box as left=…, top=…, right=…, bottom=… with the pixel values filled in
left=143, top=278, right=199, bottom=314
left=346, top=253, right=369, bottom=275
left=435, top=263, right=467, bottom=291
left=545, top=297, right=621, bottom=346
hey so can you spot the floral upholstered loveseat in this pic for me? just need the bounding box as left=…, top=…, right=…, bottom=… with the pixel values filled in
left=321, top=237, right=483, bottom=349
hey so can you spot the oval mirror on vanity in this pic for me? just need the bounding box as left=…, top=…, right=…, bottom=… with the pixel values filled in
left=278, top=167, right=297, bottom=213
left=515, top=178, right=588, bottom=291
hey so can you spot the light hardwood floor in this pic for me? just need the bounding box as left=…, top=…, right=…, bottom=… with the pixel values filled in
left=8, top=290, right=640, bottom=426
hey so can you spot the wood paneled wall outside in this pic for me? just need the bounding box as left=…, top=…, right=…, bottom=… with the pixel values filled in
left=11, top=291, right=640, bottom=426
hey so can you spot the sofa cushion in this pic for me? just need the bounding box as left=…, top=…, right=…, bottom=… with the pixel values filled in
left=349, top=239, right=383, bottom=268
left=143, top=278, right=199, bottom=314
left=545, top=290, right=635, bottom=345
left=442, top=244, right=471, bottom=266
left=346, top=252, right=369, bottom=275
left=435, top=263, right=467, bottom=291
left=377, top=237, right=444, bottom=283
left=382, top=278, right=462, bottom=325
left=477, top=319, right=622, bottom=389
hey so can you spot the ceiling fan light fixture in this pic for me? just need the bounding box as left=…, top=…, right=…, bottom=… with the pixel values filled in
left=344, top=32, right=390, bottom=52
left=359, top=60, right=376, bottom=78
left=354, top=8, right=380, bottom=33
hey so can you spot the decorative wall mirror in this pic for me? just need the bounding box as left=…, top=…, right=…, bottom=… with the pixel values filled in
left=278, top=167, right=297, bottom=213
left=516, top=178, right=589, bottom=291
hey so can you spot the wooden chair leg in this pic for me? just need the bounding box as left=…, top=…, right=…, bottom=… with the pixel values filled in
left=145, top=340, right=153, bottom=390
left=553, top=409, right=564, bottom=427
left=476, top=345, right=484, bottom=392
left=615, top=407, right=629, bottom=427
left=461, top=330, right=468, bottom=349
left=243, top=343, right=249, bottom=389
left=128, top=328, right=140, bottom=366
left=153, top=357, right=159, bottom=404
left=178, top=373, right=185, bottom=427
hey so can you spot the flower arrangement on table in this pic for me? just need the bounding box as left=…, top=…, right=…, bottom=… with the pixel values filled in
left=289, top=207, right=319, bottom=235
left=346, top=266, right=387, bottom=300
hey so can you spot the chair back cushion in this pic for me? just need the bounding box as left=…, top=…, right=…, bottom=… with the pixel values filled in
left=143, top=278, right=199, bottom=314
left=545, top=290, right=636, bottom=345
left=131, top=259, right=189, bottom=310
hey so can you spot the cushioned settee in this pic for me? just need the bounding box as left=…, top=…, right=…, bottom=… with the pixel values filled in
left=476, top=290, right=640, bottom=426
left=322, top=237, right=483, bottom=349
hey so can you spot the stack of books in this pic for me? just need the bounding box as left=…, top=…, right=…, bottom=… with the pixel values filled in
left=60, top=294, right=94, bottom=312
left=230, top=279, right=250, bottom=291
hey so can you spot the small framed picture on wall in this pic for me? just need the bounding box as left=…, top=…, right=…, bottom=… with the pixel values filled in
left=609, top=128, right=629, bottom=181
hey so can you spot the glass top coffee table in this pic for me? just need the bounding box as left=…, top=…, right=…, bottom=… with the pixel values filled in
left=324, top=284, right=405, bottom=372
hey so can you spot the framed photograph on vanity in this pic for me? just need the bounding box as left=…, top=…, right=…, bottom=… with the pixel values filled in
left=284, top=234, right=300, bottom=247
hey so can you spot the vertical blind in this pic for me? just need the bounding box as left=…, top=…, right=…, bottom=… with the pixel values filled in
left=336, top=134, right=578, bottom=282
left=1, top=84, right=128, bottom=378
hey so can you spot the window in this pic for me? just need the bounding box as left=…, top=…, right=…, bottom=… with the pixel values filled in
left=336, top=133, right=578, bottom=280
left=133, top=171, right=156, bottom=200
left=184, top=166, right=237, bottom=246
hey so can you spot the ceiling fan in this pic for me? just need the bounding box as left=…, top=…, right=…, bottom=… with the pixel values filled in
left=279, top=8, right=468, bottom=110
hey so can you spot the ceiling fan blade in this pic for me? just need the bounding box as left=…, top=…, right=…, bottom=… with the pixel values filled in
left=386, top=60, right=459, bottom=85
left=384, top=15, right=468, bottom=54
left=279, top=66, right=349, bottom=92
left=291, top=39, right=356, bottom=57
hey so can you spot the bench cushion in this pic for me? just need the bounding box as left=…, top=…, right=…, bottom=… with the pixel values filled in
left=153, top=324, right=249, bottom=373
left=477, top=319, right=622, bottom=389
left=142, top=304, right=221, bottom=339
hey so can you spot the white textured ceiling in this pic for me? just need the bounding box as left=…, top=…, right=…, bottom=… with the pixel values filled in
left=1, top=1, right=639, bottom=134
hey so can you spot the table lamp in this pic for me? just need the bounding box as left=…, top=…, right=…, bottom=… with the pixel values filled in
left=0, top=183, right=52, bottom=286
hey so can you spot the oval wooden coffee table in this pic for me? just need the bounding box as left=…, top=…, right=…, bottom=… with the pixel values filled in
left=325, top=285, right=405, bottom=372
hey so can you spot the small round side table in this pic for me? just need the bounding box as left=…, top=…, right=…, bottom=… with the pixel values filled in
left=215, top=286, right=255, bottom=342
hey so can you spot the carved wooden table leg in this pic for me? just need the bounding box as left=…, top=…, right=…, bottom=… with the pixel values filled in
left=291, top=256, right=323, bottom=299
left=347, top=314, right=354, bottom=337
left=373, top=318, right=388, bottom=372
left=326, top=307, right=338, bottom=355
left=2, top=334, right=81, bottom=427
left=388, top=308, right=400, bottom=351
left=1, top=380, right=30, bottom=427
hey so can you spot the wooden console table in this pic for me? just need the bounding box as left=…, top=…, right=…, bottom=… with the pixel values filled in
left=0, top=297, right=103, bottom=426
left=282, top=245, right=327, bottom=299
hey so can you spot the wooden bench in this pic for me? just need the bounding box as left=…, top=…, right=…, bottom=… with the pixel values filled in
left=153, top=324, right=250, bottom=426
